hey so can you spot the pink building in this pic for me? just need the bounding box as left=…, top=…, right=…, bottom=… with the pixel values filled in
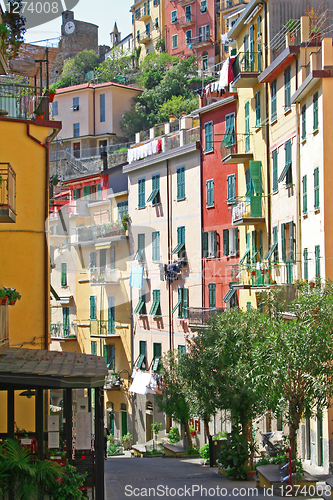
left=165, top=0, right=216, bottom=71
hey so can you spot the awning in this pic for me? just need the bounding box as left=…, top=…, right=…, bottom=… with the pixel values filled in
left=222, top=288, right=236, bottom=303
left=264, top=241, right=278, bottom=260
left=172, top=242, right=185, bottom=255
left=146, top=188, right=159, bottom=203
left=171, top=300, right=181, bottom=314
left=8, top=56, right=38, bottom=76
left=278, top=163, right=291, bottom=183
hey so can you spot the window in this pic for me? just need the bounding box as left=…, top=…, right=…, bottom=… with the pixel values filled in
left=245, top=100, right=250, bottom=152
left=227, top=174, right=236, bottom=202
left=257, top=15, right=262, bottom=72
left=91, top=341, right=97, bottom=355
left=100, top=93, right=105, bottom=122
left=149, top=290, right=161, bottom=317
left=202, top=52, right=208, bottom=71
left=172, top=226, right=186, bottom=258
left=172, top=287, right=189, bottom=318
left=264, top=226, right=278, bottom=262
left=73, top=123, right=80, bottom=137
left=278, top=140, right=292, bottom=185
left=302, top=175, right=307, bottom=215
left=281, top=223, right=286, bottom=262
left=186, top=29, right=192, bottom=44
left=202, top=230, right=217, bottom=258
left=178, top=345, right=186, bottom=356
left=72, top=96, right=79, bottom=111
left=315, top=245, right=320, bottom=277
left=302, top=103, right=306, bottom=139
left=137, top=233, right=145, bottom=262
left=138, top=178, right=145, bottom=209
left=172, top=34, right=178, bottom=48
left=83, top=185, right=90, bottom=200
left=171, top=10, right=177, bottom=22
left=303, top=248, right=308, bottom=280
left=63, top=307, right=69, bottom=337
left=223, top=229, right=229, bottom=256
left=137, top=341, right=147, bottom=369
left=200, top=0, right=207, bottom=12
left=284, top=66, right=291, bottom=111
left=255, top=90, right=261, bottom=128
left=104, top=344, right=115, bottom=370
left=272, top=149, right=278, bottom=193
left=185, top=5, right=191, bottom=21
left=204, top=121, right=213, bottom=153
left=229, top=228, right=239, bottom=257
left=199, top=24, right=209, bottom=41
left=147, top=174, right=160, bottom=205
left=117, top=201, right=128, bottom=221
left=206, top=179, right=214, bottom=207
left=145, top=23, right=150, bottom=36
left=313, top=91, right=319, bottom=130
left=152, top=343, right=161, bottom=371
left=154, top=18, right=158, bottom=28
left=90, top=251, right=97, bottom=269
left=52, top=101, right=58, bottom=116
left=314, top=167, right=319, bottom=210
left=247, top=302, right=251, bottom=311
left=177, top=166, right=185, bottom=200
left=136, top=30, right=140, bottom=42
left=90, top=296, right=97, bottom=320
left=134, top=291, right=146, bottom=316
left=208, top=283, right=216, bottom=308
left=61, top=262, right=67, bottom=287
left=152, top=231, right=160, bottom=261
left=271, top=80, right=277, bottom=122
left=223, top=113, right=235, bottom=147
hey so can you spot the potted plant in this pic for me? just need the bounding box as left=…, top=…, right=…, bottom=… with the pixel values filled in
left=121, top=432, right=133, bottom=450
left=3, top=287, right=21, bottom=305
left=0, top=288, right=8, bottom=305
left=189, top=424, right=196, bottom=437
left=48, top=84, right=57, bottom=103
left=246, top=437, right=259, bottom=481
left=305, top=7, right=322, bottom=42
left=151, top=422, right=162, bottom=442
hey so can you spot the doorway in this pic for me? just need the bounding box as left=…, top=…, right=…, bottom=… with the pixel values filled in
left=73, top=142, right=80, bottom=158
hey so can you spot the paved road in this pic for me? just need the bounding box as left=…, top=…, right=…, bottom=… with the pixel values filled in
left=105, top=455, right=294, bottom=500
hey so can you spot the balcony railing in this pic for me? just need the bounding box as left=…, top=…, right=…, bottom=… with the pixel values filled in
left=187, top=307, right=224, bottom=328
left=190, top=34, right=213, bottom=48
left=77, top=222, right=125, bottom=243
left=90, top=319, right=116, bottom=336
left=0, top=81, right=48, bottom=120
left=50, top=321, right=77, bottom=339
left=232, top=196, right=265, bottom=225
left=90, top=267, right=120, bottom=284
left=0, top=163, right=16, bottom=223
left=178, top=14, right=195, bottom=27
left=0, top=305, right=9, bottom=352
left=137, top=30, right=151, bottom=44
left=104, top=371, right=118, bottom=389
left=220, top=133, right=253, bottom=164
left=231, top=52, right=263, bottom=87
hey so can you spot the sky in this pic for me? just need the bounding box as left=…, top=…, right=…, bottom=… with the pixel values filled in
left=23, top=0, right=133, bottom=47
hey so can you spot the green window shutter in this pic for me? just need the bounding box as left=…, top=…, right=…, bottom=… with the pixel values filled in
left=302, top=104, right=306, bottom=139
left=63, top=307, right=69, bottom=337
left=177, top=226, right=185, bottom=258
left=289, top=221, right=294, bottom=262
left=182, top=288, right=189, bottom=318
left=90, top=296, right=96, bottom=320
left=249, top=24, right=254, bottom=70
left=177, top=167, right=185, bottom=200
left=137, top=233, right=145, bottom=261
left=304, top=248, right=308, bottom=280
left=255, top=90, right=261, bottom=128
left=314, top=167, right=319, bottom=210
left=178, top=344, right=185, bottom=356
left=245, top=100, right=250, bottom=152
left=208, top=283, right=216, bottom=308
left=234, top=228, right=239, bottom=256
left=246, top=232, right=251, bottom=264
left=139, top=340, right=146, bottom=356
left=73, top=188, right=77, bottom=200
left=97, top=184, right=102, bottom=200
left=302, top=175, right=307, bottom=214
left=83, top=185, right=91, bottom=200
left=213, top=230, right=217, bottom=257
left=61, top=262, right=67, bottom=287
left=204, top=121, right=213, bottom=152
left=272, top=149, right=278, bottom=193
left=108, top=297, right=115, bottom=335
left=247, top=302, right=251, bottom=311
left=202, top=231, right=208, bottom=258
left=313, top=91, right=319, bottom=130
left=138, top=178, right=145, bottom=209
left=91, top=341, right=97, bottom=355
left=206, top=179, right=214, bottom=207
left=223, top=229, right=229, bottom=256
left=315, top=245, right=320, bottom=277
left=152, top=231, right=160, bottom=261
left=271, top=79, right=277, bottom=122
left=273, top=226, right=278, bottom=263
left=284, top=66, right=291, bottom=110
left=149, top=289, right=161, bottom=316
left=153, top=342, right=162, bottom=360
left=251, top=230, right=256, bottom=262
left=177, top=287, right=183, bottom=318
left=250, top=161, right=263, bottom=194
left=121, top=410, right=127, bottom=436
left=281, top=223, right=286, bottom=262
left=227, top=174, right=235, bottom=202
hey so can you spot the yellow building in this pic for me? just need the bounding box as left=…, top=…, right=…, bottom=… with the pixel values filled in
left=131, top=0, right=165, bottom=62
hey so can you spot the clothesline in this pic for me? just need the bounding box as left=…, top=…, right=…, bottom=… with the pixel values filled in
left=127, top=138, right=163, bottom=164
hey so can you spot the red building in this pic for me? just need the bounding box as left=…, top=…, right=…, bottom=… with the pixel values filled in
left=196, top=94, right=239, bottom=310
left=165, top=0, right=216, bottom=71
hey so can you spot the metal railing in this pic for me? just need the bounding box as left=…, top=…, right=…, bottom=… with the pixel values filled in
left=50, top=321, right=77, bottom=339
left=0, top=163, right=16, bottom=215
left=77, top=221, right=125, bottom=243
left=90, top=267, right=120, bottom=284
left=137, top=30, right=151, bottom=43
left=184, top=126, right=200, bottom=143
left=177, top=14, right=194, bottom=25
left=187, top=307, right=224, bottom=328
left=232, top=195, right=264, bottom=223
left=0, top=81, right=48, bottom=120
left=190, top=33, right=212, bottom=46
left=220, top=133, right=252, bottom=160
left=90, top=319, right=116, bottom=336
left=232, top=52, right=263, bottom=78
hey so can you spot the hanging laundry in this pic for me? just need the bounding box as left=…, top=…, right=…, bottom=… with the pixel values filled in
left=129, top=266, right=144, bottom=288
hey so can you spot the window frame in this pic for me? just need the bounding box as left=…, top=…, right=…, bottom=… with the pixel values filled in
left=255, top=90, right=261, bottom=128
left=314, top=166, right=320, bottom=210
left=176, top=166, right=185, bottom=200
left=172, top=34, right=178, bottom=48
left=227, top=174, right=236, bottom=202
left=138, top=178, right=146, bottom=209
left=302, top=175, right=307, bottom=215
left=204, top=120, right=213, bottom=153
left=301, top=103, right=306, bottom=140
left=206, top=178, right=214, bottom=207
left=313, top=91, right=319, bottom=131
left=100, top=93, right=105, bottom=122
left=284, top=65, right=291, bottom=111
left=152, top=231, right=160, bottom=262
left=271, top=79, right=277, bottom=122
left=73, top=123, right=80, bottom=138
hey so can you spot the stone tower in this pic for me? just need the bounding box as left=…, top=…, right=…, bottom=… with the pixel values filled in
left=110, top=22, right=121, bottom=49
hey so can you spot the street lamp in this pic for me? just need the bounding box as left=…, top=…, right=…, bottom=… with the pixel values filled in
left=113, top=369, right=131, bottom=387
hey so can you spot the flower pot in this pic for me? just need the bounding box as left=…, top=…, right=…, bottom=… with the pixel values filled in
left=8, top=299, right=17, bottom=306
left=0, top=297, right=8, bottom=305
left=49, top=93, right=56, bottom=103
left=190, top=431, right=196, bottom=437
left=246, top=470, right=256, bottom=481
left=36, top=114, right=44, bottom=120
left=309, top=32, right=321, bottom=43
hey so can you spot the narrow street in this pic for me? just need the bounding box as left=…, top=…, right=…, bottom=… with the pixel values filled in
left=105, top=456, right=300, bottom=500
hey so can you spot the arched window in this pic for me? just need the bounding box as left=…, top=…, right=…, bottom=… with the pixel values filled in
left=121, top=403, right=127, bottom=411
left=202, top=52, right=208, bottom=71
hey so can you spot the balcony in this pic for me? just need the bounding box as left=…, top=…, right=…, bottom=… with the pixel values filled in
left=234, top=264, right=272, bottom=290
left=77, top=221, right=126, bottom=244
left=139, top=11, right=151, bottom=22
left=90, top=267, right=120, bottom=285
left=232, top=196, right=265, bottom=225
left=0, top=305, right=9, bottom=353
left=173, top=0, right=195, bottom=5
left=50, top=321, right=77, bottom=339
left=0, top=80, right=49, bottom=120
left=137, top=30, right=151, bottom=44
left=0, top=163, right=16, bottom=223
left=104, top=371, right=118, bottom=390
left=187, top=307, right=224, bottom=329
left=190, top=33, right=213, bottom=49
left=178, top=14, right=195, bottom=27
left=220, top=133, right=253, bottom=164
left=90, top=319, right=116, bottom=337
left=231, top=52, right=263, bottom=88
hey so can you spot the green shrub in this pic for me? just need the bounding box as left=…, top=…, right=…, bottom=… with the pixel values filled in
left=212, top=431, right=227, bottom=440
left=108, top=443, right=123, bottom=455
left=199, top=443, right=210, bottom=460
left=218, top=428, right=249, bottom=480
left=186, top=446, right=199, bottom=455
left=50, top=462, right=86, bottom=500
left=167, top=426, right=180, bottom=443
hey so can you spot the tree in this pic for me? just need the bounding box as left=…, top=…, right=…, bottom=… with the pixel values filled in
left=0, top=0, right=26, bottom=60
left=56, top=50, right=100, bottom=88
left=94, top=47, right=135, bottom=84
left=259, top=281, right=333, bottom=459
left=158, top=95, right=199, bottom=123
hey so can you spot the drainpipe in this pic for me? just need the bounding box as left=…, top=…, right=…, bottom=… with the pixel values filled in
left=93, top=86, right=96, bottom=136
left=199, top=118, right=204, bottom=308
left=166, top=159, right=172, bottom=351
left=295, top=100, right=301, bottom=280
left=263, top=1, right=271, bottom=249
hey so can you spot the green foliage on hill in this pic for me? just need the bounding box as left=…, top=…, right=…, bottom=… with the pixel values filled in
left=56, top=50, right=100, bottom=88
